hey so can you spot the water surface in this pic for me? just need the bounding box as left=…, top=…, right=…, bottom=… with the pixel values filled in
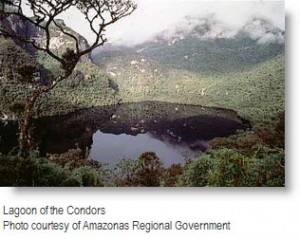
left=0, top=101, right=250, bottom=166
left=90, top=131, right=197, bottom=166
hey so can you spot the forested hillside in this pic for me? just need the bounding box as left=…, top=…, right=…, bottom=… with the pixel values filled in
left=92, top=16, right=284, bottom=121
left=0, top=9, right=285, bottom=187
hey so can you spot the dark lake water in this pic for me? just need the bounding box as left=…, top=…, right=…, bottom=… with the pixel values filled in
left=90, top=131, right=197, bottom=166
left=0, top=101, right=250, bottom=167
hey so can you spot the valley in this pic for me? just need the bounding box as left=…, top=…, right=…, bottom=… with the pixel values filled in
left=0, top=9, right=285, bottom=187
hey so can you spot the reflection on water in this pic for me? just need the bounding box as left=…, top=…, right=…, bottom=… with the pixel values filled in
left=0, top=101, right=250, bottom=165
left=90, top=130, right=197, bottom=167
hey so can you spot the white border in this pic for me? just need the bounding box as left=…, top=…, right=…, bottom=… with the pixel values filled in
left=1, top=1, right=298, bottom=238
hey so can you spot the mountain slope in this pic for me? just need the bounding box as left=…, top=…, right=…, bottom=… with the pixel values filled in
left=93, top=16, right=284, bottom=74
left=92, top=16, right=284, bottom=120
left=0, top=17, right=117, bottom=117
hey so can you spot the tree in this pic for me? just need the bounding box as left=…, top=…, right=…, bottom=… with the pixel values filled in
left=0, top=0, right=136, bottom=154
left=136, top=152, right=163, bottom=187
left=114, top=152, right=164, bottom=187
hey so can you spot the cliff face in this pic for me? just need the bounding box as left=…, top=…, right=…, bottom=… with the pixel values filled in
left=0, top=15, right=38, bottom=55
left=1, top=14, right=117, bottom=118
left=0, top=16, right=91, bottom=62
left=0, top=15, right=93, bottom=88
left=38, top=19, right=91, bottom=62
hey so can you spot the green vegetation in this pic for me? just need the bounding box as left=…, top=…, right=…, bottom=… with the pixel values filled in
left=0, top=38, right=38, bottom=116
left=93, top=32, right=284, bottom=122
left=0, top=137, right=284, bottom=187
left=1, top=35, right=284, bottom=122
left=178, top=147, right=284, bottom=187
left=0, top=15, right=285, bottom=187
left=35, top=61, right=120, bottom=116
left=135, top=37, right=283, bottom=74
left=0, top=43, right=120, bottom=117
left=0, top=109, right=284, bottom=187
left=95, top=53, right=284, bottom=122
left=0, top=148, right=110, bottom=187
left=115, top=152, right=164, bottom=187
left=94, top=35, right=284, bottom=75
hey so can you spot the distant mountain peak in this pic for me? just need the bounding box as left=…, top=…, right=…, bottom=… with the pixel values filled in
left=152, top=15, right=284, bottom=46
left=241, top=17, right=284, bottom=44
left=154, top=15, right=235, bottom=45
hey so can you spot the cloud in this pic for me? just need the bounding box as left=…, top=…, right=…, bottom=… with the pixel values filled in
left=22, top=0, right=285, bottom=46
left=102, top=0, right=284, bottom=46
left=243, top=17, right=285, bottom=44
left=153, top=14, right=285, bottom=45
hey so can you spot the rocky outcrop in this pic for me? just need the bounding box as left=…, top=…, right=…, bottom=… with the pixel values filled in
left=38, top=19, right=91, bottom=62
left=1, top=16, right=91, bottom=62
left=0, top=15, right=38, bottom=55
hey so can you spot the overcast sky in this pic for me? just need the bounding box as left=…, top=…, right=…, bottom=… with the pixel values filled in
left=24, top=0, right=285, bottom=46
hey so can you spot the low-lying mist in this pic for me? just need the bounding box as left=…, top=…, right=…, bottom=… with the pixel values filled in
left=103, top=0, right=284, bottom=47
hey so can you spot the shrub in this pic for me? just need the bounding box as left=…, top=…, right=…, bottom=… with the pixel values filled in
left=71, top=166, right=102, bottom=187
left=136, top=152, right=164, bottom=187
left=208, top=149, right=252, bottom=187
left=247, top=146, right=285, bottom=186
left=0, top=153, right=36, bottom=186
left=0, top=149, right=109, bottom=187
left=114, top=152, right=164, bottom=187
left=178, top=154, right=213, bottom=187
left=62, top=176, right=82, bottom=187
left=34, top=160, right=68, bottom=187
left=0, top=150, right=67, bottom=186
left=114, top=159, right=140, bottom=186
left=163, top=164, right=183, bottom=187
